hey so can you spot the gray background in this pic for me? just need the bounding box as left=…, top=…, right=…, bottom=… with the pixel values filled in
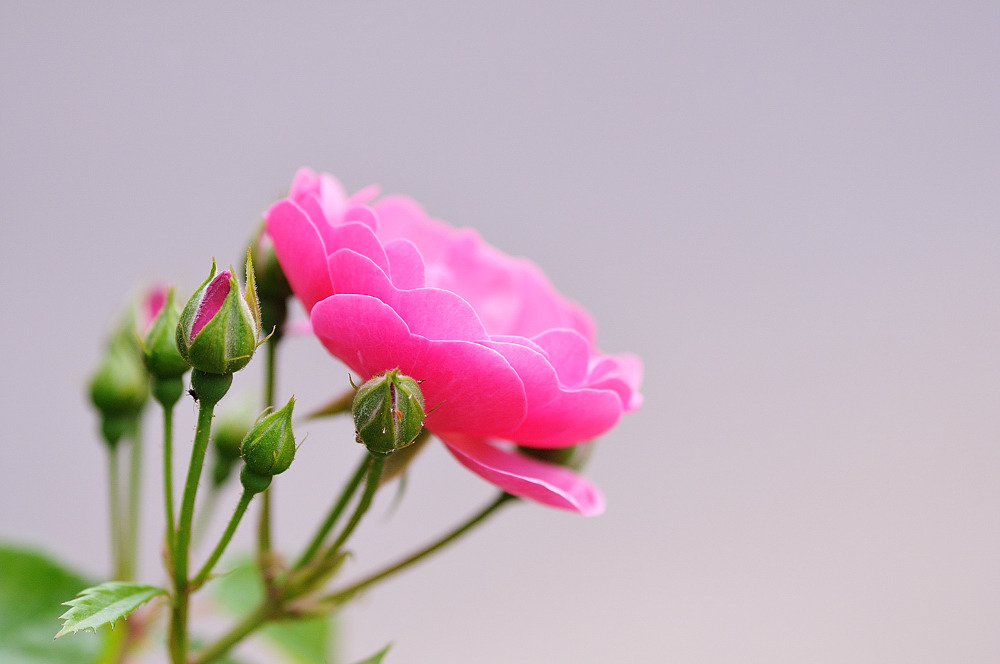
left=3, top=2, right=1000, bottom=663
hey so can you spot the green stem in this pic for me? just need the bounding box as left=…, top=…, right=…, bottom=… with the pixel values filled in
left=192, top=489, right=254, bottom=589
left=124, top=420, right=142, bottom=581
left=108, top=445, right=125, bottom=581
left=163, top=406, right=176, bottom=556
left=324, top=456, right=384, bottom=559
left=169, top=370, right=231, bottom=664
left=293, top=454, right=371, bottom=569
left=153, top=376, right=184, bottom=559
left=318, top=493, right=515, bottom=608
left=257, top=339, right=278, bottom=570
left=191, top=603, right=275, bottom=664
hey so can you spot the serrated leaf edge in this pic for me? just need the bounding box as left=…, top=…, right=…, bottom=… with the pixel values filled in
left=55, top=582, right=167, bottom=639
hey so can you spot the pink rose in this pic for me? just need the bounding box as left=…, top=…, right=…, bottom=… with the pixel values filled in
left=266, top=168, right=642, bottom=515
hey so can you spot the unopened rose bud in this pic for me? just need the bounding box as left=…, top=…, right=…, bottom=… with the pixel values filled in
left=176, top=258, right=261, bottom=375
left=89, top=324, right=149, bottom=447
left=240, top=397, right=296, bottom=477
left=90, top=340, right=149, bottom=420
left=142, top=287, right=190, bottom=379
left=210, top=403, right=255, bottom=487
left=353, top=369, right=425, bottom=457
left=246, top=223, right=292, bottom=340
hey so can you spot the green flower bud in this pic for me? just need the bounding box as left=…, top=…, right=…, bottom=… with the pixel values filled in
left=176, top=258, right=262, bottom=375
left=89, top=339, right=149, bottom=420
left=240, top=397, right=296, bottom=477
left=353, top=369, right=425, bottom=457
left=142, top=288, right=190, bottom=378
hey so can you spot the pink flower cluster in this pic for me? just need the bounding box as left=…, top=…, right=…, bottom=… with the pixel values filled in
left=265, top=168, right=642, bottom=515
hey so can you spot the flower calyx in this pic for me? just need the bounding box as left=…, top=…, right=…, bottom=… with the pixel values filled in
left=353, top=369, right=426, bottom=458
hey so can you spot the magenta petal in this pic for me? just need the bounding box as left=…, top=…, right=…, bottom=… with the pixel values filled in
left=327, top=250, right=489, bottom=341
left=531, top=329, right=591, bottom=387
left=328, top=221, right=390, bottom=276
left=440, top=433, right=605, bottom=516
left=587, top=353, right=644, bottom=411
left=310, top=295, right=528, bottom=436
left=192, top=271, right=231, bottom=338
left=483, top=339, right=625, bottom=447
left=383, top=239, right=426, bottom=290
left=343, top=205, right=379, bottom=232
left=265, top=200, right=334, bottom=312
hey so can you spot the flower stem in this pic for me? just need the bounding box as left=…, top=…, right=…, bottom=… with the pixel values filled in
left=257, top=339, right=279, bottom=571
left=108, top=445, right=125, bottom=581
left=169, top=370, right=231, bottom=664
left=191, top=603, right=275, bottom=664
left=124, top=419, right=142, bottom=581
left=318, top=492, right=515, bottom=608
left=192, top=489, right=254, bottom=589
left=293, top=454, right=370, bottom=569
left=324, top=455, right=383, bottom=559
left=153, top=376, right=184, bottom=558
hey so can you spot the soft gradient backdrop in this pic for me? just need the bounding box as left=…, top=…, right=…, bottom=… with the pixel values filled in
left=2, top=3, right=999, bottom=663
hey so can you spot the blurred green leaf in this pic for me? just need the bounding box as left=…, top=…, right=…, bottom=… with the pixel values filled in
left=211, top=558, right=335, bottom=664
left=353, top=643, right=391, bottom=664
left=0, top=544, right=103, bottom=664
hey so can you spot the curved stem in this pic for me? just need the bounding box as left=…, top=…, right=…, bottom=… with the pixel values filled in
left=324, top=456, right=383, bottom=559
left=192, top=489, right=254, bottom=589
left=319, top=493, right=514, bottom=608
left=294, top=454, right=370, bottom=569
left=191, top=603, right=274, bottom=664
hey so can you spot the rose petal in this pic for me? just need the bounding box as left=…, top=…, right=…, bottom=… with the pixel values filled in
left=384, top=238, right=426, bottom=290
left=440, top=433, right=605, bottom=516
left=311, top=294, right=528, bottom=436
left=327, top=249, right=489, bottom=341
left=483, top=338, right=625, bottom=447
left=265, top=199, right=334, bottom=312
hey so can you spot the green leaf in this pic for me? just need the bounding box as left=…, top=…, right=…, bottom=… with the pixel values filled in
left=353, top=644, right=392, bottom=664
left=55, top=582, right=166, bottom=638
left=0, top=544, right=103, bottom=664
left=211, top=558, right=334, bottom=664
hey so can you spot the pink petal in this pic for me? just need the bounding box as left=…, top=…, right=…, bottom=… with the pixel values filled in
left=328, top=221, right=390, bottom=277
left=310, top=295, right=528, bottom=436
left=531, top=328, right=591, bottom=387
left=483, top=338, right=626, bottom=447
left=588, top=353, right=644, bottom=411
left=344, top=205, right=379, bottom=232
left=265, top=200, right=335, bottom=312
left=383, top=239, right=426, bottom=290
left=141, top=284, right=169, bottom=331
left=192, top=271, right=231, bottom=338
left=440, top=433, right=605, bottom=516
left=327, top=250, right=489, bottom=341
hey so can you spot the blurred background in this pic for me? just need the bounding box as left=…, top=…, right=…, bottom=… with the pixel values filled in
left=2, top=2, right=999, bottom=662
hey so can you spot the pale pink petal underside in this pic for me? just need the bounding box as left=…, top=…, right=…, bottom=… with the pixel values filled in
left=440, top=433, right=605, bottom=516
